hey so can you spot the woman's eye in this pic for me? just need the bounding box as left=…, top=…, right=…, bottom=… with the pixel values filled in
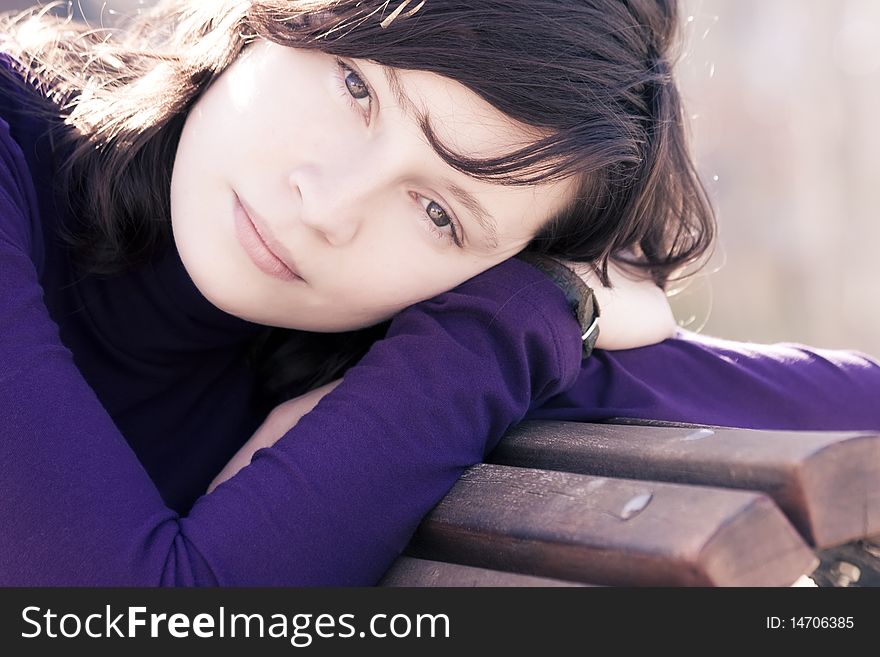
left=418, top=197, right=462, bottom=247
left=343, top=68, right=370, bottom=100
left=334, top=58, right=372, bottom=121
left=427, top=201, right=450, bottom=226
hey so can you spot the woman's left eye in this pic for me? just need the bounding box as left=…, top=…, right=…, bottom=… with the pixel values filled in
left=415, top=195, right=463, bottom=247
left=335, top=58, right=372, bottom=121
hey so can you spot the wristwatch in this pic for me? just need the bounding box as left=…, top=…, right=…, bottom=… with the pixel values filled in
left=515, top=252, right=601, bottom=359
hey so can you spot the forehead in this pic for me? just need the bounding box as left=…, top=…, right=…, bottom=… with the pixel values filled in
left=371, top=62, right=550, bottom=173
left=361, top=60, right=576, bottom=247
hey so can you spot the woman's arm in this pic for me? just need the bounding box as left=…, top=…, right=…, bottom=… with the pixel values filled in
left=1, top=243, right=583, bottom=585
left=207, top=253, right=676, bottom=492
left=528, top=329, right=880, bottom=431
left=207, top=378, right=345, bottom=494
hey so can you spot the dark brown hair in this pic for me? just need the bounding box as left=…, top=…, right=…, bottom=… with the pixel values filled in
left=0, top=0, right=715, bottom=406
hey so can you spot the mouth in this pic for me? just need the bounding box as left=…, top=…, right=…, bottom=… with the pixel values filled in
left=233, top=192, right=306, bottom=283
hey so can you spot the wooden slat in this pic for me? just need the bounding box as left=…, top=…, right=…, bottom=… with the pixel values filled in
left=379, top=556, right=590, bottom=587
left=404, top=463, right=817, bottom=587
left=489, top=421, right=880, bottom=548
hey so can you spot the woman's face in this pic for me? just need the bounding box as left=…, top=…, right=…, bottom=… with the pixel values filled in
left=170, top=39, right=575, bottom=331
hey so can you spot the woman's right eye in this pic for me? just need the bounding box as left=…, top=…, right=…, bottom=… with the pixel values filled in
left=334, top=58, right=373, bottom=124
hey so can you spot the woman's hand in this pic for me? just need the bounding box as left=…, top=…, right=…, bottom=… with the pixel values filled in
left=207, top=378, right=345, bottom=494
left=557, top=258, right=677, bottom=350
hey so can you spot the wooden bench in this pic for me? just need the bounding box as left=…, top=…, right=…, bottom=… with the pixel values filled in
left=379, top=420, right=880, bottom=587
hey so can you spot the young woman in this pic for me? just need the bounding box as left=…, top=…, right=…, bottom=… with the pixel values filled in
left=1, top=1, right=877, bottom=586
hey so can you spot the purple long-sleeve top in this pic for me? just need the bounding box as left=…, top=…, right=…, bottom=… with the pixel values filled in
left=1, top=60, right=879, bottom=586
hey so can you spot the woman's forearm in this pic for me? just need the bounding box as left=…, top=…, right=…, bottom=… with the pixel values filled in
left=529, top=329, right=880, bottom=431
left=207, top=378, right=345, bottom=493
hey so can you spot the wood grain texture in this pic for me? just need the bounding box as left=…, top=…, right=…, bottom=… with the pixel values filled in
left=404, top=463, right=817, bottom=586
left=489, top=421, right=880, bottom=548
left=379, top=556, right=590, bottom=587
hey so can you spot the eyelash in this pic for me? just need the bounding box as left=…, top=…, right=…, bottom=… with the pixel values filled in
left=332, top=57, right=463, bottom=248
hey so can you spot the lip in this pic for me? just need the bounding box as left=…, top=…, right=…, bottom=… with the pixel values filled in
left=233, top=192, right=305, bottom=283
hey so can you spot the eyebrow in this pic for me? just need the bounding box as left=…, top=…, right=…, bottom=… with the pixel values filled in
left=443, top=179, right=500, bottom=250
left=383, top=67, right=501, bottom=251
left=383, top=66, right=420, bottom=124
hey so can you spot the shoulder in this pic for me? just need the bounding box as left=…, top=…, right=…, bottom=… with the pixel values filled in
left=0, top=53, right=45, bottom=260
left=0, top=105, right=40, bottom=257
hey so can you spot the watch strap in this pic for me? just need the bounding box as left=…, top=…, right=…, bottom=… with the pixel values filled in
left=515, top=252, right=601, bottom=359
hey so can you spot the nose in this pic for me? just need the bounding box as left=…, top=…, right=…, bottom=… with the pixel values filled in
left=288, top=161, right=375, bottom=246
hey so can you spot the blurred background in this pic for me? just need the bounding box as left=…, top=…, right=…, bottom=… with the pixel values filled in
left=675, top=0, right=880, bottom=358
left=1, top=0, right=878, bottom=357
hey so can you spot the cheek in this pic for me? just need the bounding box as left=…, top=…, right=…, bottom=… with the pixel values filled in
left=359, top=256, right=485, bottom=310
left=254, top=55, right=348, bottom=135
